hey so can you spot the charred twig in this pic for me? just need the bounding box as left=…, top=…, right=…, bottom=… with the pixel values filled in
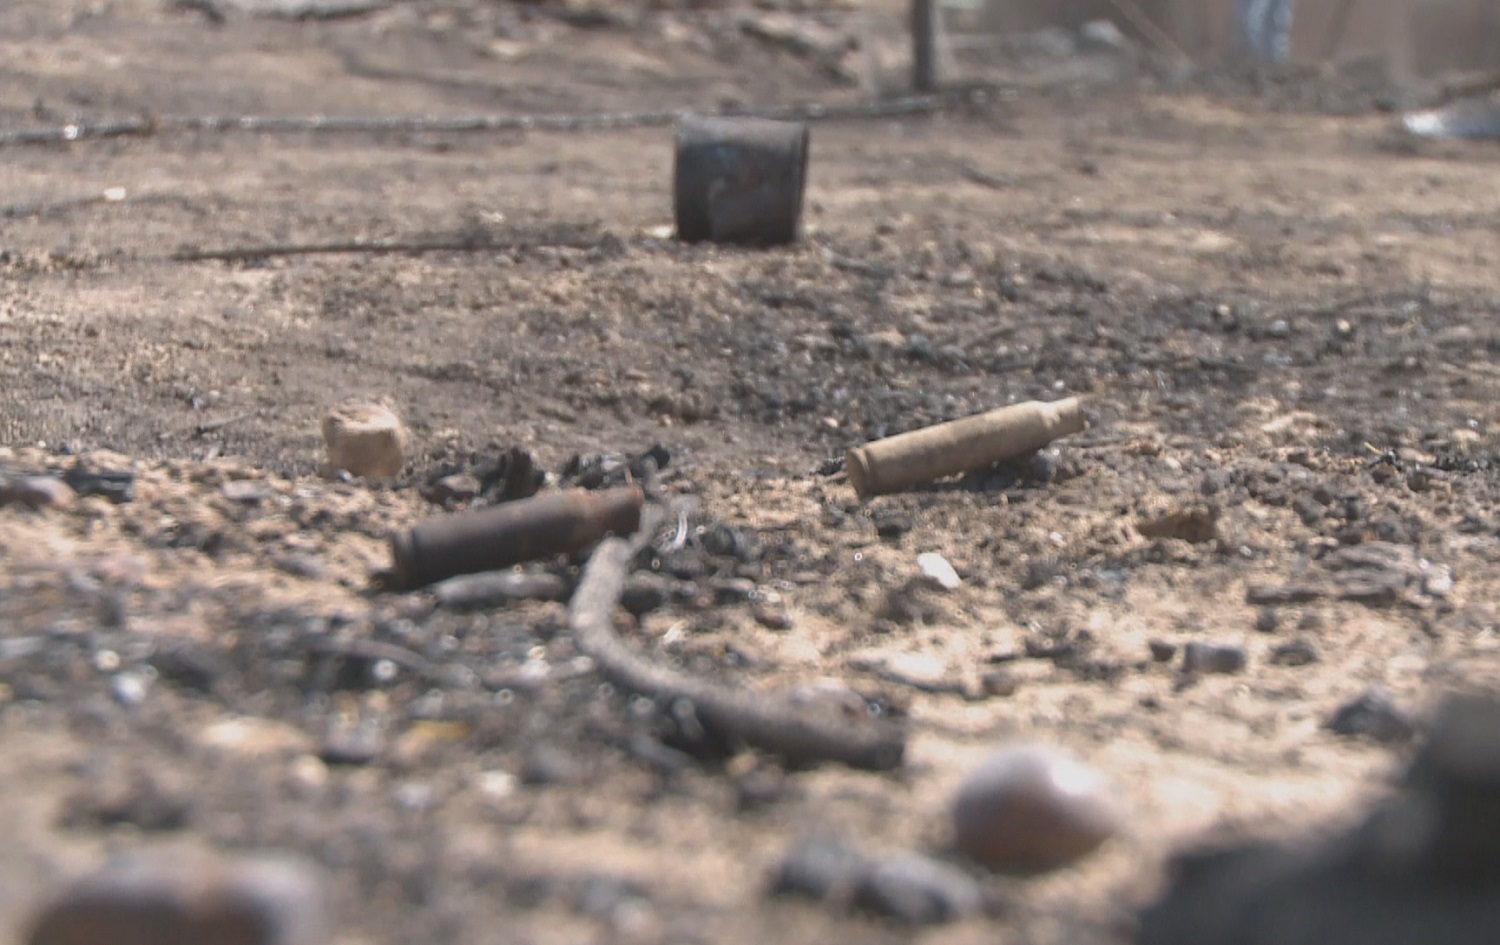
left=569, top=535, right=906, bottom=771
left=172, top=227, right=602, bottom=263
left=0, top=90, right=986, bottom=149
left=193, top=411, right=259, bottom=436
left=958, top=161, right=1016, bottom=190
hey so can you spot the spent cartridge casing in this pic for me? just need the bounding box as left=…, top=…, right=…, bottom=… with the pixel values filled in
left=846, top=397, right=1085, bottom=499
left=389, top=486, right=643, bottom=590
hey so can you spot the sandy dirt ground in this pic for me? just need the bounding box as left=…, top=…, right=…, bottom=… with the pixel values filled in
left=4, top=1, right=1500, bottom=943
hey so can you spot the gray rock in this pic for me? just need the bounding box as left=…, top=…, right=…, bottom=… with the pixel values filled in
left=425, top=473, right=480, bottom=504
left=1148, top=640, right=1178, bottom=662
left=272, top=554, right=326, bottom=580
left=1327, top=689, right=1416, bottom=744
left=319, top=724, right=383, bottom=765
left=520, top=746, right=582, bottom=786
left=27, top=852, right=330, bottom=945
left=110, top=672, right=153, bottom=708
left=219, top=0, right=390, bottom=22
left=0, top=475, right=74, bottom=510
left=1182, top=642, right=1247, bottom=675
left=771, top=839, right=869, bottom=902
left=853, top=853, right=982, bottom=925
left=621, top=572, right=674, bottom=617
left=1422, top=566, right=1454, bottom=598
left=981, top=668, right=1020, bottom=697
left=433, top=570, right=569, bottom=608
left=752, top=597, right=793, bottom=631
left=220, top=479, right=272, bottom=504
left=1140, top=694, right=1500, bottom=945
left=1028, top=26, right=1078, bottom=57
left=1078, top=19, right=1129, bottom=51
left=709, top=577, right=757, bottom=603
left=1269, top=639, right=1319, bottom=667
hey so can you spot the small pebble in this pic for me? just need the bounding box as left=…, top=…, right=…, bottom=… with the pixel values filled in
left=424, top=473, right=480, bottom=503
left=980, top=668, right=1019, bottom=697
left=1423, top=565, right=1454, bottom=598
left=473, top=769, right=517, bottom=801
left=1181, top=641, right=1247, bottom=675
left=1269, top=638, right=1319, bottom=667
left=771, top=838, right=869, bottom=902
left=520, top=746, right=582, bottom=786
left=94, top=591, right=128, bottom=629
left=1298, top=611, right=1327, bottom=631
left=752, top=596, right=794, bottom=631
left=220, top=479, right=271, bottom=504
left=951, top=743, right=1124, bottom=872
left=110, top=672, right=153, bottom=708
left=852, top=853, right=982, bottom=925
left=709, top=577, right=757, bottom=603
left=63, top=463, right=135, bottom=503
left=917, top=553, right=962, bottom=591
left=1326, top=688, right=1416, bottom=744
left=620, top=573, right=673, bottom=616
left=1078, top=18, right=1127, bottom=50
left=27, top=851, right=330, bottom=945
left=393, top=781, right=437, bottom=812
left=1148, top=640, right=1177, bottom=663
left=273, top=554, right=326, bottom=580
left=319, top=724, right=384, bottom=765
left=1254, top=608, right=1280, bottom=633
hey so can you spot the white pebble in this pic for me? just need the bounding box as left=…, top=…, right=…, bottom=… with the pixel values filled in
left=917, top=553, right=961, bottom=591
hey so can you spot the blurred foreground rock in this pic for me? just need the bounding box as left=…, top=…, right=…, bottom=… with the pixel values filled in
left=28, top=850, right=330, bottom=945
left=1140, top=693, right=1500, bottom=945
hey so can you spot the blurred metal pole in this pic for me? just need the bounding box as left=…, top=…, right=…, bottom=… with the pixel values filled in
left=912, top=0, right=937, bottom=92
left=1104, top=0, right=1193, bottom=67
left=1319, top=0, right=1356, bottom=60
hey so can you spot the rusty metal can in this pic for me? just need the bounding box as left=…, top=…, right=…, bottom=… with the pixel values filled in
left=673, top=115, right=810, bottom=246
left=389, top=486, right=644, bottom=590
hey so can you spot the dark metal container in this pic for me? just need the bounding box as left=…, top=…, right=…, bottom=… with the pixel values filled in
left=673, top=116, right=809, bottom=246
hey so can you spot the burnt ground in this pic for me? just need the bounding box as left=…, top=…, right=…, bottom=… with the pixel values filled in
left=5, top=1, right=1500, bottom=943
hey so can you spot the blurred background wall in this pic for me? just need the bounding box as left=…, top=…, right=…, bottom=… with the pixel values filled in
left=962, top=0, right=1500, bottom=76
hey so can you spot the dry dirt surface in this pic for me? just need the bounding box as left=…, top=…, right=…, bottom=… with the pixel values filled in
left=5, top=2, right=1500, bottom=943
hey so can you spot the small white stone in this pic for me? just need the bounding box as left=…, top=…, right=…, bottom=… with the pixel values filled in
left=473, top=769, right=518, bottom=801
left=199, top=717, right=313, bottom=757
left=1423, top=565, right=1454, bottom=598
left=321, top=402, right=407, bottom=479
left=917, top=553, right=961, bottom=591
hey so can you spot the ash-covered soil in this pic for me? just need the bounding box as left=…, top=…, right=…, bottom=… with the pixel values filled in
left=4, top=2, right=1500, bottom=944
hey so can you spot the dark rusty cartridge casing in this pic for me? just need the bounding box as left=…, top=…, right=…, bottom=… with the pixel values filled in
left=389, top=486, right=643, bottom=590
left=673, top=115, right=809, bottom=246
